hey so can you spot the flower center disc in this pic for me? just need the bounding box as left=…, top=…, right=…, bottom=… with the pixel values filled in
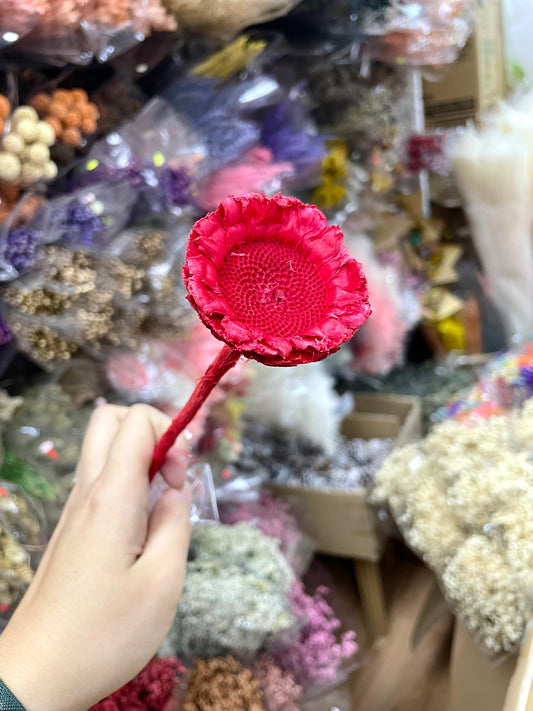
left=218, top=240, right=328, bottom=337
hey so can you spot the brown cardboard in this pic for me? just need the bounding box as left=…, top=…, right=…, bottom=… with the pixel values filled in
left=423, top=0, right=505, bottom=128
left=451, top=623, right=515, bottom=711
left=504, top=624, right=533, bottom=711
left=267, top=393, right=422, bottom=560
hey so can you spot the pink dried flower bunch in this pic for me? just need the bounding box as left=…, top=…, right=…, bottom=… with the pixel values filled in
left=0, top=0, right=44, bottom=36
left=1, top=0, right=175, bottom=39
left=220, top=492, right=303, bottom=565
left=275, top=581, right=358, bottom=686
left=253, top=656, right=301, bottom=711
left=88, top=657, right=185, bottom=711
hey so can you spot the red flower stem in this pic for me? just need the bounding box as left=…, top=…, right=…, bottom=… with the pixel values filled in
left=149, top=343, right=241, bottom=480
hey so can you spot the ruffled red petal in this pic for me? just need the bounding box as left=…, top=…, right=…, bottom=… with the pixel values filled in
left=184, top=193, right=371, bottom=366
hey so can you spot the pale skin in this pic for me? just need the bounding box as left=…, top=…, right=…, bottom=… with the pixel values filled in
left=0, top=403, right=192, bottom=711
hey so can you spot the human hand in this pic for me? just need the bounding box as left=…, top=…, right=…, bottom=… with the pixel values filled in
left=0, top=404, right=191, bottom=711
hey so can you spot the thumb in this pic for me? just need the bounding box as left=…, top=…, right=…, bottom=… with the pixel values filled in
left=137, top=485, right=192, bottom=585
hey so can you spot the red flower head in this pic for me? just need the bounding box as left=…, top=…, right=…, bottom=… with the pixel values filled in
left=149, top=193, right=371, bottom=479
left=183, top=193, right=371, bottom=366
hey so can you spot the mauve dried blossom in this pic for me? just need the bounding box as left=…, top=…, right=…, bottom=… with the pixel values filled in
left=253, top=656, right=301, bottom=711
left=275, top=580, right=358, bottom=686
left=88, top=657, right=185, bottom=711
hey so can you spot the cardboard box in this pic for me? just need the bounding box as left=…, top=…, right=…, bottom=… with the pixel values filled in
left=267, top=393, right=422, bottom=561
left=423, top=0, right=506, bottom=128
left=451, top=623, right=515, bottom=711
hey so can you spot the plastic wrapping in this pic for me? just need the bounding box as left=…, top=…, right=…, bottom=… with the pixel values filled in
left=160, top=521, right=296, bottom=660
left=306, top=57, right=417, bottom=202
left=159, top=0, right=300, bottom=41
left=364, top=0, right=475, bottom=66
left=244, top=361, right=345, bottom=456
left=503, top=0, right=533, bottom=89
left=2, top=380, right=95, bottom=523
left=450, top=129, right=533, bottom=347
left=437, top=344, right=533, bottom=423
left=219, top=491, right=315, bottom=577
left=2, top=212, right=199, bottom=366
left=150, top=462, right=220, bottom=524
left=73, top=98, right=205, bottom=216
left=370, top=405, right=533, bottom=658
left=274, top=579, right=358, bottom=692
left=7, top=1, right=176, bottom=66
left=196, top=146, right=292, bottom=211
left=230, top=421, right=394, bottom=492
left=0, top=481, right=47, bottom=623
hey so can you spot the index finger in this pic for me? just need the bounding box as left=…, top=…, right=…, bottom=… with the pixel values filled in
left=98, top=404, right=172, bottom=500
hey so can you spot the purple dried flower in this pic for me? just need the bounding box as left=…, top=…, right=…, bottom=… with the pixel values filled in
left=261, top=101, right=326, bottom=174
left=4, top=226, right=42, bottom=271
left=161, top=167, right=191, bottom=207
left=519, top=366, right=533, bottom=394
left=0, top=317, right=11, bottom=345
left=275, top=581, right=358, bottom=687
left=75, top=161, right=143, bottom=190
left=57, top=201, right=105, bottom=247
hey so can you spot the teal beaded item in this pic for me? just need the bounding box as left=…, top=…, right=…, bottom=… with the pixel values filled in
left=0, top=680, right=26, bottom=710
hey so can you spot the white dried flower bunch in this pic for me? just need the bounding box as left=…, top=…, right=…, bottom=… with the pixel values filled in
left=370, top=409, right=533, bottom=655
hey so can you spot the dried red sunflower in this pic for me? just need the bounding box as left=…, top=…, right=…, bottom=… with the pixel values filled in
left=150, top=194, right=370, bottom=478
left=184, top=193, right=370, bottom=366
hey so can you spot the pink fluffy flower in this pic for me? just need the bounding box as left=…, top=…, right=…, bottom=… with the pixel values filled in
left=196, top=147, right=292, bottom=211
left=275, top=581, right=358, bottom=687
left=253, top=656, right=301, bottom=711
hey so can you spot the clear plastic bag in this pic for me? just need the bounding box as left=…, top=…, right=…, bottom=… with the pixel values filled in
left=219, top=490, right=315, bottom=577
left=7, top=0, right=176, bottom=66
left=274, top=578, right=358, bottom=692
left=160, top=0, right=301, bottom=41
left=160, top=521, right=296, bottom=660
left=0, top=4, right=41, bottom=49
left=150, top=462, right=220, bottom=524
left=30, top=181, right=137, bottom=249
left=196, top=146, right=293, bottom=211
left=73, top=98, right=206, bottom=216
left=364, top=0, right=476, bottom=66
left=2, top=239, right=152, bottom=366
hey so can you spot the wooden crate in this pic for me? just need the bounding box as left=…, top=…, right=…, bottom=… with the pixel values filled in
left=268, top=393, right=422, bottom=561
left=451, top=623, right=515, bottom=711
left=267, top=393, right=421, bottom=644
